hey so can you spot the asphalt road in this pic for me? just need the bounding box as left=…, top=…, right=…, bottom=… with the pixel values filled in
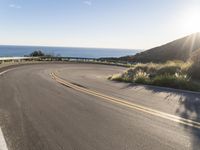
left=0, top=63, right=200, bottom=150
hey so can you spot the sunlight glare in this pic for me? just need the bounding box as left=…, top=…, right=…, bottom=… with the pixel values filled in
left=181, top=8, right=200, bottom=33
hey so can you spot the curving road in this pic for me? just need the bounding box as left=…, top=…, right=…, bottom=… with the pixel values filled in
left=0, top=63, right=200, bottom=150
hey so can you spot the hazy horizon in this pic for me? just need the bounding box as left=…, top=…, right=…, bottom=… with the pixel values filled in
left=0, top=44, right=143, bottom=50
left=0, top=45, right=141, bottom=58
left=0, top=0, right=200, bottom=49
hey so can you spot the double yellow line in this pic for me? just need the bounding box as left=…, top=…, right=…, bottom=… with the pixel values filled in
left=50, top=72, right=200, bottom=129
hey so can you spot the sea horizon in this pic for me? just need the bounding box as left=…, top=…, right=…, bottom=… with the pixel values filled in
left=0, top=45, right=141, bottom=58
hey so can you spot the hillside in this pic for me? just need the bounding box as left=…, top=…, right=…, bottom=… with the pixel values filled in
left=190, top=48, right=200, bottom=63
left=120, top=33, right=200, bottom=63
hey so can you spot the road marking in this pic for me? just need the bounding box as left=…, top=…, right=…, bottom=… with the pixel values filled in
left=0, top=71, right=8, bottom=76
left=0, top=69, right=15, bottom=76
left=0, top=69, right=10, bottom=150
left=51, top=72, right=200, bottom=129
left=0, top=128, right=8, bottom=150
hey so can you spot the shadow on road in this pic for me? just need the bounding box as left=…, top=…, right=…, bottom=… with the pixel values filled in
left=120, top=83, right=200, bottom=150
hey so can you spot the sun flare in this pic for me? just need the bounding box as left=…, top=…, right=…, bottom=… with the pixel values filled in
left=181, top=8, right=200, bottom=33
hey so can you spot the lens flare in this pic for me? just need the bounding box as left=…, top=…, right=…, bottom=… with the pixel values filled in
left=180, top=8, right=200, bottom=33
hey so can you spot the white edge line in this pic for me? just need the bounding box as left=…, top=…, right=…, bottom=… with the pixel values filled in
left=0, top=128, right=8, bottom=150
left=0, top=68, right=14, bottom=150
left=0, top=68, right=15, bottom=76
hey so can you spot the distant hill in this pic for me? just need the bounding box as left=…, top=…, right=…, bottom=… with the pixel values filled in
left=120, top=33, right=200, bottom=63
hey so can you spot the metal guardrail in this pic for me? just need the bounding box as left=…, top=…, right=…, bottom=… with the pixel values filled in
left=0, top=56, right=131, bottom=67
left=0, top=56, right=96, bottom=61
left=0, top=57, right=35, bottom=61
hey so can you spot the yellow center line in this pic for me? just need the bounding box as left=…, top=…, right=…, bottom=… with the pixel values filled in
left=50, top=72, right=200, bottom=129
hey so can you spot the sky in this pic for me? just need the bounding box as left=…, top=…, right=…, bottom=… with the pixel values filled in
left=0, top=0, right=200, bottom=49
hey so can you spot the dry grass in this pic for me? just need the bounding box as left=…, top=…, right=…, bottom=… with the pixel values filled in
left=109, top=61, right=200, bottom=92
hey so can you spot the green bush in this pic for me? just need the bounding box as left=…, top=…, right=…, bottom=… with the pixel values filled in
left=157, top=66, right=181, bottom=75
left=108, top=61, right=200, bottom=91
left=134, top=77, right=149, bottom=84
left=188, top=63, right=200, bottom=80
left=125, top=61, right=190, bottom=78
left=134, top=70, right=150, bottom=84
left=151, top=74, right=199, bottom=91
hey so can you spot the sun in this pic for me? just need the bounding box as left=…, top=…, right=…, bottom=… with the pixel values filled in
left=180, top=8, right=200, bottom=33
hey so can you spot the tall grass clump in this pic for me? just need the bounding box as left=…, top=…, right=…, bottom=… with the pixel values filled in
left=109, top=61, right=200, bottom=92
left=134, top=70, right=150, bottom=84
left=108, top=73, right=123, bottom=81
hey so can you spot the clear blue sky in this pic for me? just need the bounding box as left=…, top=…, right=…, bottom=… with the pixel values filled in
left=0, top=0, right=200, bottom=49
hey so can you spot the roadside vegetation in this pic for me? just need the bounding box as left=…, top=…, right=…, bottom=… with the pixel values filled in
left=108, top=60, right=200, bottom=92
left=27, top=50, right=60, bottom=57
left=29, top=50, right=45, bottom=57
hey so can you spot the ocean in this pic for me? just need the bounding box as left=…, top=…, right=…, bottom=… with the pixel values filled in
left=0, top=45, right=139, bottom=58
